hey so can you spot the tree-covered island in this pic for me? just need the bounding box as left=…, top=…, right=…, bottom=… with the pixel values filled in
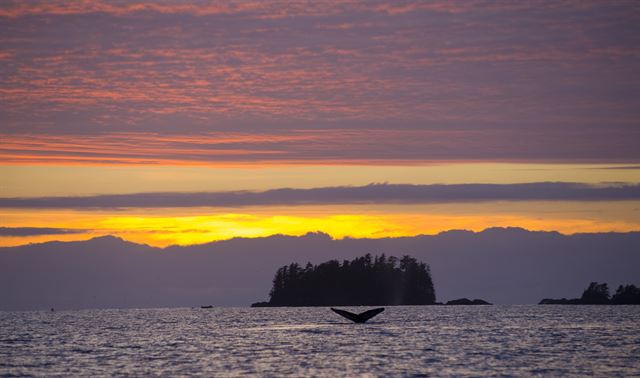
left=539, top=282, right=640, bottom=305
left=252, top=254, right=436, bottom=307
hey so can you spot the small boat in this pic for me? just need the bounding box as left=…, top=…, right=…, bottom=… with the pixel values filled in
left=330, top=307, right=384, bottom=323
left=200, top=305, right=214, bottom=309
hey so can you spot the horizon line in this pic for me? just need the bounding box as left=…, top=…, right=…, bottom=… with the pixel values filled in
left=3, top=226, right=640, bottom=250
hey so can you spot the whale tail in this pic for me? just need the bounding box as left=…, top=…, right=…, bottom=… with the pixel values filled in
left=330, top=307, right=384, bottom=323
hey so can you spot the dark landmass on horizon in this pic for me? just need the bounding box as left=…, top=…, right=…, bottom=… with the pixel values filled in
left=251, top=254, right=492, bottom=307
left=252, top=254, right=436, bottom=307
left=540, top=281, right=640, bottom=305
left=1, top=228, right=639, bottom=311
left=444, top=298, right=492, bottom=305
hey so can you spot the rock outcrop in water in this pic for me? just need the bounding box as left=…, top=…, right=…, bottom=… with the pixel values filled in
left=251, top=254, right=435, bottom=307
left=538, top=298, right=582, bottom=305
left=445, top=298, right=492, bottom=305
left=539, top=282, right=640, bottom=305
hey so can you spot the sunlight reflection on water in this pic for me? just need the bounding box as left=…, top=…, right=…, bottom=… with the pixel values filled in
left=1, top=306, right=639, bottom=376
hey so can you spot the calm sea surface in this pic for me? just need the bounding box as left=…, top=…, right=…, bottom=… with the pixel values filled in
left=1, top=306, right=639, bottom=376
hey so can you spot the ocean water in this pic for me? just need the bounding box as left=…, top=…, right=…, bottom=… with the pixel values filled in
left=1, top=306, right=639, bottom=376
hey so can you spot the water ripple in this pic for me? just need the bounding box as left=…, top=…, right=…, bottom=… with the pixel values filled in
left=1, top=306, right=639, bottom=376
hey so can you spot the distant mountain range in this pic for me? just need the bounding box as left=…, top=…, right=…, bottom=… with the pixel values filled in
left=1, top=228, right=639, bottom=311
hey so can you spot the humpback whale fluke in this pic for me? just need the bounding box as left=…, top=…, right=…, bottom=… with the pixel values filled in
left=330, top=307, right=385, bottom=323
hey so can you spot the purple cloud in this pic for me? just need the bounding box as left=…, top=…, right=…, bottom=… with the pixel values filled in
left=0, top=227, right=88, bottom=236
left=0, top=182, right=638, bottom=209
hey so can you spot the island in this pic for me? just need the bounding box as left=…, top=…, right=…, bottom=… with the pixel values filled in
left=445, top=298, right=492, bottom=305
left=252, top=254, right=436, bottom=307
left=539, top=282, right=640, bottom=305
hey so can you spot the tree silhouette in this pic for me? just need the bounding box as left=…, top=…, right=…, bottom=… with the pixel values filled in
left=580, top=282, right=610, bottom=304
left=540, top=281, right=640, bottom=305
left=266, top=254, right=435, bottom=306
left=611, top=284, right=640, bottom=304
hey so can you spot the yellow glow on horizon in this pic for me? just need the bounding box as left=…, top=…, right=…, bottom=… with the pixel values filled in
left=97, top=213, right=418, bottom=245
left=1, top=201, right=639, bottom=248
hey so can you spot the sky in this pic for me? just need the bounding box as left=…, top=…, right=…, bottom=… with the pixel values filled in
left=1, top=0, right=639, bottom=247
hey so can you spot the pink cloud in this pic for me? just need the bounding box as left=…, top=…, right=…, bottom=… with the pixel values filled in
left=0, top=1, right=638, bottom=164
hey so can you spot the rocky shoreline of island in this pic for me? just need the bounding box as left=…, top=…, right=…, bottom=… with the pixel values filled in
left=252, top=297, right=492, bottom=307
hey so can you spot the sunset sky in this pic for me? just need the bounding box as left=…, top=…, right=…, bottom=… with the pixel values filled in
left=1, top=0, right=639, bottom=247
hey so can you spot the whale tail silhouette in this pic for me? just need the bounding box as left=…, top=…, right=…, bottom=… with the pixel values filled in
left=330, top=307, right=384, bottom=323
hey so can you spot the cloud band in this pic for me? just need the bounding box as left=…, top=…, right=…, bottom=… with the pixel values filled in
left=0, top=227, right=88, bottom=236
left=0, top=182, right=638, bottom=209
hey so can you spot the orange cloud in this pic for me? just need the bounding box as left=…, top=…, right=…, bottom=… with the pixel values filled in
left=2, top=128, right=639, bottom=166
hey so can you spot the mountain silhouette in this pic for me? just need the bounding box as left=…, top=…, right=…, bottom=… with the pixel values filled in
left=1, top=228, right=639, bottom=310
